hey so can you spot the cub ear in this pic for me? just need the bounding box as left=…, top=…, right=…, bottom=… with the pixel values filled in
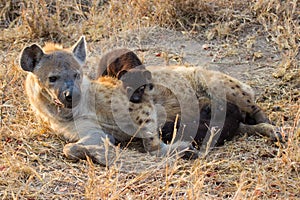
left=72, top=36, right=86, bottom=65
left=143, top=70, right=152, bottom=81
left=20, top=44, right=44, bottom=72
left=117, top=70, right=128, bottom=80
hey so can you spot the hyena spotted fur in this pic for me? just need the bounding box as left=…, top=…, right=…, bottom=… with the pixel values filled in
left=19, top=37, right=283, bottom=165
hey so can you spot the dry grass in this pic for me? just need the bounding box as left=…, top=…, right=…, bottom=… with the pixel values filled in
left=0, top=0, right=299, bottom=199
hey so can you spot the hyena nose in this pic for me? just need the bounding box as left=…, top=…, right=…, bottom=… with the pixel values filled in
left=63, top=90, right=73, bottom=102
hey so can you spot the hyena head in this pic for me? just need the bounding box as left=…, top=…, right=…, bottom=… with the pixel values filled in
left=117, top=68, right=153, bottom=103
left=20, top=37, right=86, bottom=109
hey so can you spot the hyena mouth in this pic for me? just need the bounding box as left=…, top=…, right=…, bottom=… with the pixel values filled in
left=41, top=88, right=66, bottom=108
left=60, top=94, right=81, bottom=109
left=64, top=101, right=74, bottom=109
left=54, top=98, right=74, bottom=109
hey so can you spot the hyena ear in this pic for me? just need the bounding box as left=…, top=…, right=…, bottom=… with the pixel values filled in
left=72, top=36, right=86, bottom=65
left=117, top=70, right=128, bottom=80
left=20, top=44, right=44, bottom=72
left=143, top=70, right=152, bottom=81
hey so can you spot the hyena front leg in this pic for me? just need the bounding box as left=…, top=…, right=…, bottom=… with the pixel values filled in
left=132, top=104, right=199, bottom=159
left=133, top=113, right=199, bottom=159
left=141, top=132, right=199, bottom=159
left=63, top=132, right=117, bottom=166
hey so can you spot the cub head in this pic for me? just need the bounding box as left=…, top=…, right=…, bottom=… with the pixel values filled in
left=117, top=68, right=153, bottom=103
left=20, top=36, right=86, bottom=109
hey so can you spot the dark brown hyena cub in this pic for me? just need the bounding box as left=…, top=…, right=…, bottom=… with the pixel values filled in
left=97, top=48, right=152, bottom=103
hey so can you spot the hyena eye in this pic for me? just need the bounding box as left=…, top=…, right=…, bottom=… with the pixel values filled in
left=49, top=76, right=58, bottom=83
left=139, top=86, right=145, bottom=92
left=148, top=83, right=154, bottom=90
left=74, top=73, right=80, bottom=79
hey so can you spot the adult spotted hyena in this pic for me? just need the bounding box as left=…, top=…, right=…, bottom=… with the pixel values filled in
left=20, top=37, right=282, bottom=165
left=20, top=37, right=199, bottom=165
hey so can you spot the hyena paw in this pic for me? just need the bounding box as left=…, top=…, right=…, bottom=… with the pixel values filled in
left=63, top=143, right=116, bottom=166
left=181, top=144, right=199, bottom=160
left=238, top=123, right=287, bottom=143
left=271, top=127, right=288, bottom=143
left=256, top=123, right=287, bottom=143
left=174, top=141, right=199, bottom=160
left=152, top=141, right=199, bottom=159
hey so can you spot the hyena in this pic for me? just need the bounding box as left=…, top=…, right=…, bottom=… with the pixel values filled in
left=20, top=37, right=282, bottom=165
left=98, top=48, right=152, bottom=103
left=20, top=37, right=199, bottom=165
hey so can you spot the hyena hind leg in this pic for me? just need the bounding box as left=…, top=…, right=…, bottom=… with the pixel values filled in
left=199, top=70, right=270, bottom=124
left=238, top=123, right=286, bottom=142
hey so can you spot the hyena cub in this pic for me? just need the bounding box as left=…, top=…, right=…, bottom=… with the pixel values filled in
left=98, top=48, right=152, bottom=103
